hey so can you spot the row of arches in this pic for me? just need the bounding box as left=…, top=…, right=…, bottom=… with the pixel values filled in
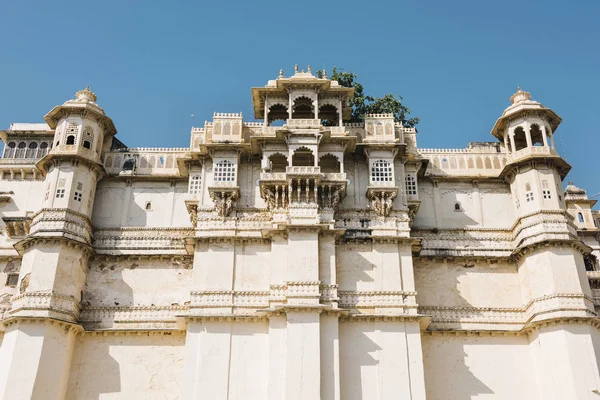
left=508, top=123, right=554, bottom=153
left=267, top=149, right=341, bottom=173
left=429, top=155, right=506, bottom=171
left=104, top=154, right=177, bottom=170
left=267, top=99, right=340, bottom=126
left=3, top=141, right=51, bottom=159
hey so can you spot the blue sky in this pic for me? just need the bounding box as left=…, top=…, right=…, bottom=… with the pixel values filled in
left=1, top=1, right=599, bottom=197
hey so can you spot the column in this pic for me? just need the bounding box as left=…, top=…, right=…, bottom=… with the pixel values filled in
left=541, top=125, right=549, bottom=147
left=284, top=228, right=321, bottom=400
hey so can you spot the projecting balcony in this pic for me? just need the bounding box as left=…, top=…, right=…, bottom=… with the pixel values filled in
left=507, top=146, right=558, bottom=164
left=49, top=144, right=100, bottom=162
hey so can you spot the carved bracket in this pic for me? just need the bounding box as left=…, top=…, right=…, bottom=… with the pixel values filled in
left=366, top=186, right=398, bottom=217
left=208, top=188, right=239, bottom=218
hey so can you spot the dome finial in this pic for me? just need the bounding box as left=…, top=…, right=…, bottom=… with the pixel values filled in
left=510, top=86, right=531, bottom=104
left=278, top=69, right=284, bottom=79
left=75, top=85, right=97, bottom=102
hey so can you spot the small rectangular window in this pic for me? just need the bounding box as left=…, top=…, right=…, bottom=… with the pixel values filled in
left=6, top=273, right=18, bottom=287
left=543, top=190, right=551, bottom=199
left=189, top=173, right=202, bottom=194
left=74, top=192, right=82, bottom=202
left=55, top=189, right=65, bottom=198
left=405, top=174, right=417, bottom=195
left=526, top=192, right=534, bottom=202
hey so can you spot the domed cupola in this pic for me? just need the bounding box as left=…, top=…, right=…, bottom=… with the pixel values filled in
left=491, top=87, right=570, bottom=179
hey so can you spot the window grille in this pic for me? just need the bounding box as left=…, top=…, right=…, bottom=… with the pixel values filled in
left=543, top=190, right=551, bottom=199
left=189, top=173, right=202, bottom=194
left=371, top=160, right=392, bottom=182
left=214, top=160, right=236, bottom=182
left=55, top=189, right=65, bottom=198
left=74, top=192, right=82, bottom=202
left=82, top=127, right=94, bottom=149
left=405, top=174, right=417, bottom=195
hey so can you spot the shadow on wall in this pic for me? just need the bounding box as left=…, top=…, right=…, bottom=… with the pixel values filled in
left=83, top=262, right=134, bottom=309
left=422, top=335, right=496, bottom=399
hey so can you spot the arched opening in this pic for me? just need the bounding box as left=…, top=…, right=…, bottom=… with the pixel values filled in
left=292, top=97, right=315, bottom=119
left=319, top=154, right=340, bottom=173
left=15, top=142, right=26, bottom=158
left=454, top=202, right=461, bottom=211
left=530, top=124, right=544, bottom=146
left=145, top=202, right=152, bottom=211
left=267, top=104, right=288, bottom=126
left=26, top=142, right=38, bottom=158
left=319, top=105, right=339, bottom=126
left=268, top=153, right=288, bottom=173
left=39, top=142, right=49, bottom=157
left=82, top=127, right=94, bottom=150
left=66, top=135, right=76, bottom=145
left=513, top=126, right=527, bottom=151
left=578, top=212, right=585, bottom=223
left=292, top=147, right=315, bottom=167
left=4, top=142, right=16, bottom=158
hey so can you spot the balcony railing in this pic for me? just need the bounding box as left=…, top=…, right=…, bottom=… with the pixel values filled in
left=285, top=119, right=321, bottom=129
left=507, top=146, right=557, bottom=163
left=286, top=166, right=321, bottom=175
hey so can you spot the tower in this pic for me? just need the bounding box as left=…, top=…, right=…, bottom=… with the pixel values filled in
left=492, top=88, right=600, bottom=398
left=0, top=87, right=116, bottom=400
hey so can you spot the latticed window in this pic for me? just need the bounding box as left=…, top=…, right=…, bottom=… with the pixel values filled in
left=26, top=142, right=37, bottom=158
left=405, top=174, right=417, bottom=195
left=214, top=160, right=235, bottom=182
left=189, top=173, right=202, bottom=194
left=15, top=142, right=26, bottom=158
left=4, top=142, right=16, bottom=158
left=543, top=190, right=551, bottom=199
left=82, top=127, right=94, bottom=149
left=66, top=122, right=79, bottom=145
left=74, top=192, right=82, bottom=202
left=39, top=142, right=49, bottom=158
left=55, top=189, right=65, bottom=198
left=371, top=160, right=392, bottom=182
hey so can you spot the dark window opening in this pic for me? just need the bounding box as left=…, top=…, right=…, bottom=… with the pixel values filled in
left=66, top=135, right=76, bottom=145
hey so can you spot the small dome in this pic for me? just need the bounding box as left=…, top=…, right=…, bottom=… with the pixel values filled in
left=565, top=182, right=586, bottom=195
left=509, top=87, right=531, bottom=104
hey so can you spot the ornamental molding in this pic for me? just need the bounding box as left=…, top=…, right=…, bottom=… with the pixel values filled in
left=9, top=291, right=80, bottom=321
left=1, top=316, right=82, bottom=334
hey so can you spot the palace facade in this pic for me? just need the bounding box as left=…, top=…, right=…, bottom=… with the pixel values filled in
left=0, top=68, right=599, bottom=399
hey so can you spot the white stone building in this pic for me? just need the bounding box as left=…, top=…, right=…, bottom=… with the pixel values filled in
left=0, top=68, right=599, bottom=399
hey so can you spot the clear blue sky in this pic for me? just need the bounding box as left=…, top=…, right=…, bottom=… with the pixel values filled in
left=1, top=1, right=599, bottom=197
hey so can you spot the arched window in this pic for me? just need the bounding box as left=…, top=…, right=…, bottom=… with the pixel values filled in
left=4, top=142, right=16, bottom=158
left=267, top=104, right=288, bottom=126
left=268, top=153, right=288, bottom=173
left=26, top=142, right=38, bottom=158
left=454, top=202, right=461, bottom=211
left=530, top=124, right=543, bottom=146
left=66, top=135, right=76, bottom=145
left=214, top=160, right=236, bottom=182
left=371, top=160, right=392, bottom=182
left=189, top=173, right=202, bottom=194
left=578, top=212, right=585, bottom=223
left=292, top=147, right=315, bottom=167
left=513, top=126, right=527, bottom=151
left=319, top=104, right=339, bottom=126
left=15, top=142, right=26, bottom=158
left=39, top=142, right=49, bottom=158
left=319, top=154, right=340, bottom=173
left=292, top=96, right=315, bottom=119
left=82, top=127, right=94, bottom=149
left=145, top=202, right=152, bottom=211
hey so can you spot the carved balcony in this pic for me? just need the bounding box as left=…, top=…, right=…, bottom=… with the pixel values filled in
left=3, top=214, right=32, bottom=238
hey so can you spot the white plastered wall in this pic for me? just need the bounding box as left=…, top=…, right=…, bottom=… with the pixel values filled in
left=66, top=333, right=185, bottom=400
left=422, top=334, right=539, bottom=399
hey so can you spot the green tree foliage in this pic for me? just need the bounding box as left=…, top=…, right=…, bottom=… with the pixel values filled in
left=316, top=67, right=420, bottom=128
